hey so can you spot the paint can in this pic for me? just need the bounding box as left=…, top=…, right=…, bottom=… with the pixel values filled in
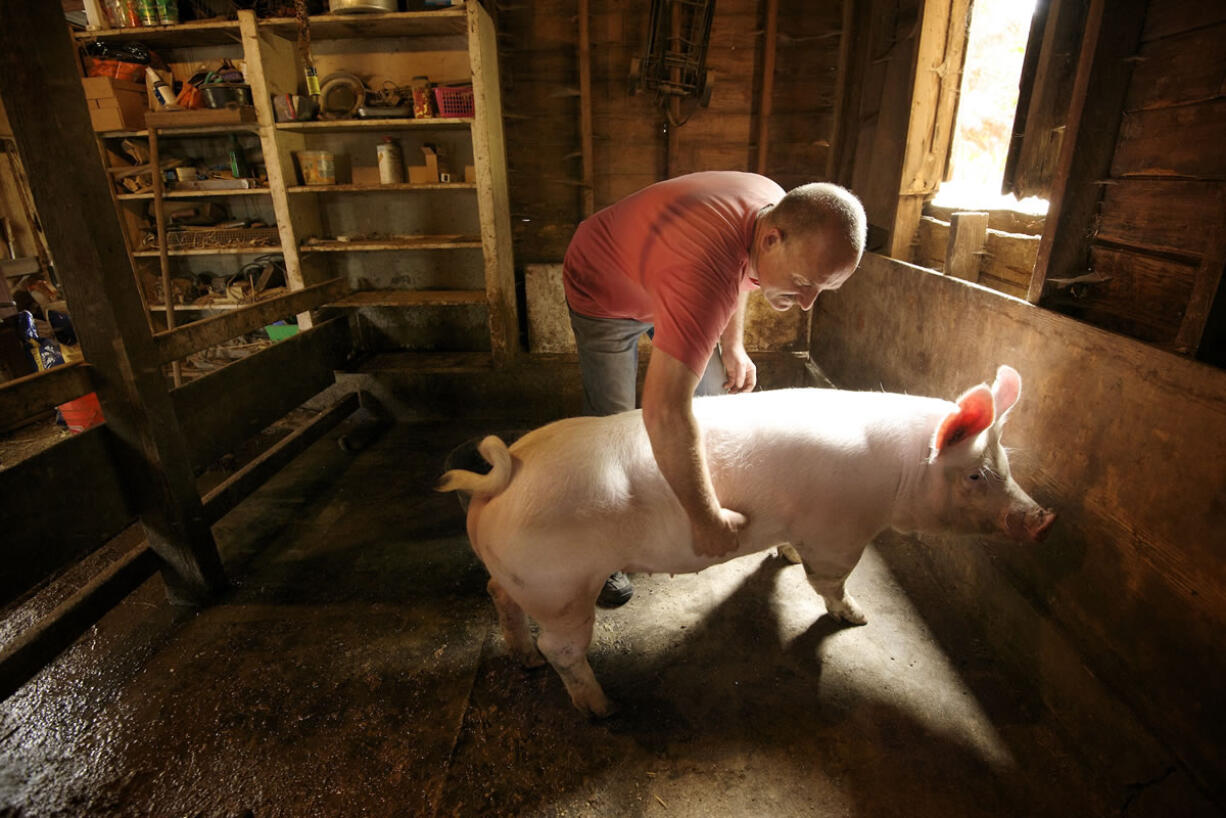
left=376, top=137, right=404, bottom=184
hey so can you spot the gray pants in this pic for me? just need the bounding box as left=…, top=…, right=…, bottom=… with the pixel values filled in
left=568, top=308, right=726, bottom=417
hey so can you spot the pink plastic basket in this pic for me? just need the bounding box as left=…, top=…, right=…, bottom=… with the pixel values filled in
left=432, top=85, right=475, bottom=118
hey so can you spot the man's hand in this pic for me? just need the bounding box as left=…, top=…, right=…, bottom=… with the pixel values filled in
left=720, top=343, right=757, bottom=394
left=691, top=507, right=748, bottom=557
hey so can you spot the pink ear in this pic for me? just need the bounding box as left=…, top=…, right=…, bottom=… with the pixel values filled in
left=992, top=365, right=1022, bottom=420
left=933, top=385, right=995, bottom=457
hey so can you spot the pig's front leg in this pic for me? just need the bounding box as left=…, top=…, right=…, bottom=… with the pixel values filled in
left=487, top=578, right=546, bottom=668
left=536, top=613, right=616, bottom=718
left=797, top=547, right=868, bottom=626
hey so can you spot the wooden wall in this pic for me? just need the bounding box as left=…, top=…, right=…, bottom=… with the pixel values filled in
left=497, top=0, right=846, bottom=351
left=1044, top=1, right=1226, bottom=359
left=812, top=253, right=1226, bottom=806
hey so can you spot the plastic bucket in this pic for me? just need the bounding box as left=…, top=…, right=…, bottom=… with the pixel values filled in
left=297, top=150, right=336, bottom=186
left=58, top=392, right=106, bottom=434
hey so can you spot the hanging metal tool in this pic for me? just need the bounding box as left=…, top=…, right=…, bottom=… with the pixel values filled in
left=629, top=0, right=716, bottom=125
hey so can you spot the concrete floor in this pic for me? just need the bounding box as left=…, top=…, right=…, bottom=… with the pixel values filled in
left=0, top=420, right=1219, bottom=817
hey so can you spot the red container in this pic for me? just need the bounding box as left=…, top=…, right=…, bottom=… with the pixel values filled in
left=58, top=392, right=106, bottom=434
left=84, top=56, right=145, bottom=82
left=433, top=85, right=475, bottom=118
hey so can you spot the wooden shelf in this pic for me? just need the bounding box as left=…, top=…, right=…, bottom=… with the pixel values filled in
left=74, top=19, right=241, bottom=47
left=300, top=236, right=482, bottom=252
left=98, top=124, right=260, bottom=139
left=117, top=188, right=272, bottom=200
left=287, top=182, right=475, bottom=194
left=276, top=118, right=472, bottom=133
left=148, top=303, right=242, bottom=312
left=259, top=9, right=466, bottom=40
left=133, top=246, right=281, bottom=257
left=331, top=289, right=486, bottom=308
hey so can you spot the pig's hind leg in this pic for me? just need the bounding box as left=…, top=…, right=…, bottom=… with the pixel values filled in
left=487, top=578, right=546, bottom=668
left=535, top=612, right=615, bottom=718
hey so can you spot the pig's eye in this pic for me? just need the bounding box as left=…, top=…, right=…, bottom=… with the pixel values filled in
left=967, top=472, right=982, bottom=482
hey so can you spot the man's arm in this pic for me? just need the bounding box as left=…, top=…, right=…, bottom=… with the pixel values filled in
left=718, top=291, right=757, bottom=393
left=641, top=349, right=746, bottom=557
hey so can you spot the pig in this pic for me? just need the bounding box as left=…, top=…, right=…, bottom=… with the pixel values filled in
left=437, top=365, right=1054, bottom=717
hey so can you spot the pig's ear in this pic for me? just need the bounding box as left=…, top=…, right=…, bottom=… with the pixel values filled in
left=931, top=385, right=995, bottom=461
left=991, top=365, right=1022, bottom=423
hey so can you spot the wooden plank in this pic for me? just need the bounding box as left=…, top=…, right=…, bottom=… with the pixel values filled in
left=945, top=211, right=988, bottom=282
left=1125, top=22, right=1226, bottom=112
left=1140, top=0, right=1226, bottom=43
left=1174, top=189, right=1226, bottom=354
left=0, top=426, right=134, bottom=607
left=1111, top=100, right=1226, bottom=179
left=1029, top=0, right=1148, bottom=304
left=469, top=0, right=518, bottom=362
left=925, top=203, right=1045, bottom=235
left=0, top=0, right=227, bottom=604
left=153, top=277, right=348, bottom=365
left=826, top=0, right=857, bottom=182
left=915, top=214, right=949, bottom=271
left=757, top=0, right=779, bottom=174
left=983, top=229, right=1040, bottom=286
left=0, top=538, right=158, bottom=703
left=171, top=317, right=351, bottom=470
left=331, top=289, right=486, bottom=308
left=1003, top=0, right=1089, bottom=199
left=578, top=0, right=594, bottom=217
left=1058, top=245, right=1198, bottom=344
left=1098, top=179, right=1221, bottom=259
left=0, top=362, right=94, bottom=427
left=201, top=391, right=360, bottom=525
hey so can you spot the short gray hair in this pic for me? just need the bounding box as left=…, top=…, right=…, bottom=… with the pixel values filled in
left=768, top=182, right=867, bottom=257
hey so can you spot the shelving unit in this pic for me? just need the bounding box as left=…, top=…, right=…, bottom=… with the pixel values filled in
left=79, top=2, right=517, bottom=363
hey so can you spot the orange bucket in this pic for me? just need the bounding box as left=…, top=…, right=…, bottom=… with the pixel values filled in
left=58, top=392, right=106, bottom=433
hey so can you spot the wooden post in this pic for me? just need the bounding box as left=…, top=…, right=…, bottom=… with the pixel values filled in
left=945, top=211, right=988, bottom=282
left=578, top=0, right=595, bottom=217
left=1027, top=0, right=1147, bottom=303
left=755, top=0, right=778, bottom=176
left=1174, top=189, right=1226, bottom=354
left=0, top=0, right=227, bottom=604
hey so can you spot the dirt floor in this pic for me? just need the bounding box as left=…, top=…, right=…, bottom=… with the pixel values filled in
left=0, top=420, right=1219, bottom=817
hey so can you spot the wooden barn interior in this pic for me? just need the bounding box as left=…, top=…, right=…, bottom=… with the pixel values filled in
left=1, top=0, right=1224, bottom=815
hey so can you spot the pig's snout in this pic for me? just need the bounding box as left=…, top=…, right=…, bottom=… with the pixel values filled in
left=1005, top=507, right=1057, bottom=542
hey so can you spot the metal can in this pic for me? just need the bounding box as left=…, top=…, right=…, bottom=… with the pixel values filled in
left=377, top=137, right=404, bottom=184
left=410, top=76, right=435, bottom=119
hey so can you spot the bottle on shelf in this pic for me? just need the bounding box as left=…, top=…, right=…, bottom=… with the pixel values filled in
left=377, top=137, right=404, bottom=185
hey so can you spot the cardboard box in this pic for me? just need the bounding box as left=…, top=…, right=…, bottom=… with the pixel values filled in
left=81, top=77, right=147, bottom=132
left=408, top=144, right=451, bottom=184
left=351, top=166, right=382, bottom=186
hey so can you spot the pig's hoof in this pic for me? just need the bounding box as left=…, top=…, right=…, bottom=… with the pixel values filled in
left=827, top=596, right=868, bottom=626
left=588, top=699, right=619, bottom=720
left=777, top=543, right=803, bottom=565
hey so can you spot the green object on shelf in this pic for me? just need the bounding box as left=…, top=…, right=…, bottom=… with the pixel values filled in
left=265, top=323, right=298, bottom=341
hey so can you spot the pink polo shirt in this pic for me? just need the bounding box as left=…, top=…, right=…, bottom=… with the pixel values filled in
left=563, top=171, right=784, bottom=375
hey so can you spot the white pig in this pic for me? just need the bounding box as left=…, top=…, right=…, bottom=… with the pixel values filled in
left=438, top=365, right=1054, bottom=717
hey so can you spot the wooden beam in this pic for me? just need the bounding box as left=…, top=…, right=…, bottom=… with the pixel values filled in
left=0, top=0, right=227, bottom=604
left=153, top=277, right=348, bottom=365
left=826, top=0, right=858, bottom=183
left=0, top=362, right=94, bottom=427
left=0, top=425, right=134, bottom=607
left=171, top=317, right=351, bottom=470
left=945, top=211, right=989, bottom=282
left=578, top=0, right=595, bottom=217
left=1174, top=189, right=1226, bottom=355
left=0, top=535, right=158, bottom=704
left=756, top=0, right=778, bottom=176
left=1028, top=0, right=1147, bottom=303
left=201, top=390, right=360, bottom=524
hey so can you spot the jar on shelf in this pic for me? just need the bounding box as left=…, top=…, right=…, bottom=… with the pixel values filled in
left=377, top=137, right=404, bottom=184
left=410, top=76, right=435, bottom=119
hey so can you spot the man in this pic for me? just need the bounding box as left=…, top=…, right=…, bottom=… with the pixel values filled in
left=564, top=171, right=867, bottom=607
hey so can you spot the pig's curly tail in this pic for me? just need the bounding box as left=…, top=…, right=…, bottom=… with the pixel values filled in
left=436, top=435, right=514, bottom=497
